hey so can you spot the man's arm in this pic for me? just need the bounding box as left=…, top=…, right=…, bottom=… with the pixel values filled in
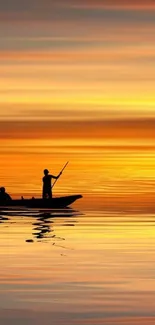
left=50, top=172, right=62, bottom=180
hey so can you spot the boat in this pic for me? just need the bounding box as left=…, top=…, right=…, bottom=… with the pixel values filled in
left=0, top=195, right=82, bottom=209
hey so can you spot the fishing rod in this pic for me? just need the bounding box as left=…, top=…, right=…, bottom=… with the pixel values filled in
left=52, top=161, right=69, bottom=189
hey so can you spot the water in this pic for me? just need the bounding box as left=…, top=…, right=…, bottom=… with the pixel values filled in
left=1, top=141, right=155, bottom=324
left=2, top=1, right=155, bottom=322
left=0, top=207, right=155, bottom=325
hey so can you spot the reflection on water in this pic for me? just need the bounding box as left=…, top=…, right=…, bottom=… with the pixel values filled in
left=0, top=209, right=155, bottom=325
left=32, top=210, right=78, bottom=243
left=0, top=208, right=80, bottom=243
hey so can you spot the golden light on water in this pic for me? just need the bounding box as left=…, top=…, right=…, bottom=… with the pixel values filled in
left=1, top=1, right=155, bottom=324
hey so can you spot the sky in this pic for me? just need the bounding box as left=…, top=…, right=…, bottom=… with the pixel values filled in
left=1, top=5, right=155, bottom=323
left=1, top=0, right=155, bottom=200
left=1, top=0, right=155, bottom=122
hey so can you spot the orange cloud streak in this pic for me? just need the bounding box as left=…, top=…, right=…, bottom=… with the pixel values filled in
left=0, top=120, right=155, bottom=140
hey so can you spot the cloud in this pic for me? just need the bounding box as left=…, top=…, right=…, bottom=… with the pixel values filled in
left=0, top=119, right=155, bottom=140
left=1, top=0, right=155, bottom=23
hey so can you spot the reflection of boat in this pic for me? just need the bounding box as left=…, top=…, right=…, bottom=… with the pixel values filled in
left=0, top=195, right=82, bottom=209
left=0, top=208, right=83, bottom=244
left=32, top=211, right=70, bottom=240
left=32, top=209, right=80, bottom=241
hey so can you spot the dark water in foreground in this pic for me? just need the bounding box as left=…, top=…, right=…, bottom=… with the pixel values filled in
left=0, top=207, right=155, bottom=325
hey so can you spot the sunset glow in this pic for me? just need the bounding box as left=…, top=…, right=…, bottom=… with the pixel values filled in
left=1, top=0, right=155, bottom=202
left=1, top=2, right=155, bottom=325
left=1, top=0, right=155, bottom=122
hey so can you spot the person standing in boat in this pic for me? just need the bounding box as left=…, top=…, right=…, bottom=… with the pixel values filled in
left=42, top=169, right=61, bottom=199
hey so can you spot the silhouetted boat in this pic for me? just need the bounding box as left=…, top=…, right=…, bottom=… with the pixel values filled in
left=0, top=195, right=82, bottom=209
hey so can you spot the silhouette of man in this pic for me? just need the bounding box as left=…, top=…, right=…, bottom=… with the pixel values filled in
left=42, top=169, right=61, bottom=199
left=0, top=187, right=12, bottom=202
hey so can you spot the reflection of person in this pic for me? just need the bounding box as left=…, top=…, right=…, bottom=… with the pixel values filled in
left=0, top=187, right=12, bottom=202
left=42, top=169, right=61, bottom=199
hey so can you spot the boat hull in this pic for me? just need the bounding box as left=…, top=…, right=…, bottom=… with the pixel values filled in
left=0, top=195, right=82, bottom=209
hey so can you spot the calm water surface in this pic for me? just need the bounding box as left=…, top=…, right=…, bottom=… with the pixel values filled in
left=0, top=205, right=155, bottom=325
left=1, top=144, right=155, bottom=324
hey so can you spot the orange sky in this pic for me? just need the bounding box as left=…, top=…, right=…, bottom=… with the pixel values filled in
left=0, top=120, right=155, bottom=140
left=0, top=0, right=155, bottom=122
left=1, top=0, right=155, bottom=201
